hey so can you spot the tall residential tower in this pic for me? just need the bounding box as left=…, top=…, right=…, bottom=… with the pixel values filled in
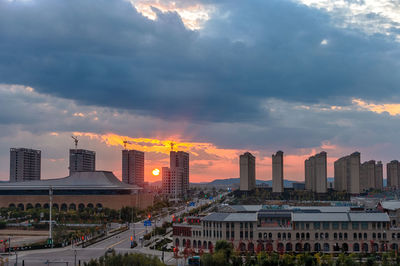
left=304, top=151, right=327, bottom=193
left=10, top=148, right=41, bottom=182
left=122, top=149, right=144, bottom=187
left=334, top=152, right=360, bottom=194
left=272, top=151, right=284, bottom=193
left=239, top=152, right=256, bottom=191
left=69, top=149, right=95, bottom=175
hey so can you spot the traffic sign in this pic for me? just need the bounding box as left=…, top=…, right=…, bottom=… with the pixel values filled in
left=144, top=220, right=152, bottom=226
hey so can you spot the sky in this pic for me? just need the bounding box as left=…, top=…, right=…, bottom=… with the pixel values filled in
left=0, top=0, right=400, bottom=183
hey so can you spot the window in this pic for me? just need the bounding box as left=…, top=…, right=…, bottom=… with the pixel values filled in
left=283, top=233, right=286, bottom=239
left=301, top=222, right=304, bottom=230
left=306, top=223, right=310, bottom=230
left=278, top=233, right=281, bottom=239
left=344, top=233, right=348, bottom=240
left=226, top=231, right=229, bottom=238
left=342, top=222, right=348, bottom=230
left=306, top=233, right=310, bottom=240
left=240, top=223, right=243, bottom=229
left=240, top=231, right=243, bottom=239
left=352, top=222, right=359, bottom=230
left=325, top=233, right=329, bottom=239
left=301, top=233, right=305, bottom=239
left=373, top=233, right=376, bottom=239
left=378, top=233, right=381, bottom=239
left=227, top=223, right=229, bottom=229
left=364, top=233, right=367, bottom=240
left=372, top=222, right=376, bottom=229
left=250, top=223, right=253, bottom=229
left=258, top=233, right=262, bottom=239
left=314, top=222, right=320, bottom=229
left=361, top=222, right=368, bottom=230
left=269, top=233, right=272, bottom=239
left=332, top=222, right=339, bottom=229
left=245, top=223, right=248, bottom=229
left=354, top=233, right=357, bottom=239
left=383, top=233, right=387, bottom=239
left=245, top=231, right=248, bottom=239
left=377, top=222, right=381, bottom=229
left=250, top=231, right=253, bottom=239
left=339, top=233, right=343, bottom=239
left=296, top=233, right=300, bottom=240
left=315, top=233, right=319, bottom=239
left=358, top=233, right=362, bottom=239
left=288, top=233, right=291, bottom=239
left=334, top=233, right=337, bottom=239
left=231, top=223, right=234, bottom=229
left=323, top=222, right=330, bottom=230
left=231, top=231, right=235, bottom=238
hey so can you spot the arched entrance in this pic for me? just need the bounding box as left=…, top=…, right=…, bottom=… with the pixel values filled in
left=175, top=238, right=179, bottom=247
left=362, top=243, right=368, bottom=252
left=35, top=203, right=41, bottom=208
left=295, top=243, right=302, bottom=252
left=342, top=243, right=349, bottom=252
left=26, top=203, right=33, bottom=210
left=314, top=243, right=321, bottom=252
left=323, top=243, right=330, bottom=252
left=239, top=242, right=246, bottom=252
left=353, top=243, right=360, bottom=252
left=286, top=243, right=292, bottom=252
left=69, top=203, right=76, bottom=210
left=61, top=203, right=68, bottom=211
left=304, top=243, right=311, bottom=252
left=17, top=203, right=24, bottom=210
left=248, top=243, right=254, bottom=253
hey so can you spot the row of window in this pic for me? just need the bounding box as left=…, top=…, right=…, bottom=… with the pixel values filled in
left=296, top=221, right=388, bottom=230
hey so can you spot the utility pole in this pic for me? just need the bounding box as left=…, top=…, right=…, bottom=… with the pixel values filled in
left=49, top=186, right=53, bottom=248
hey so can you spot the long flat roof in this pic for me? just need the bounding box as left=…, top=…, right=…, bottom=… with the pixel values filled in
left=0, top=171, right=141, bottom=191
left=292, top=212, right=390, bottom=222
left=203, top=213, right=257, bottom=222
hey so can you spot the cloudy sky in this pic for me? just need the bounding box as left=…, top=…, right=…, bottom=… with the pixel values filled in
left=0, top=0, right=400, bottom=183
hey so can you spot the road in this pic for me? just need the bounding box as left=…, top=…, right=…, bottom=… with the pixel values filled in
left=3, top=198, right=221, bottom=265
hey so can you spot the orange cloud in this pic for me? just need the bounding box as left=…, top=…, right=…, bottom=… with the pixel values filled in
left=71, top=132, right=341, bottom=183
left=353, top=98, right=400, bottom=116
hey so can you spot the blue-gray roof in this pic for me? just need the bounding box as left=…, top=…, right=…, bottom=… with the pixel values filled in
left=203, top=213, right=257, bottom=222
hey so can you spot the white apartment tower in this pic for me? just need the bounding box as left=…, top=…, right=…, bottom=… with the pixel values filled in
left=305, top=152, right=327, bottom=193
left=10, top=148, right=41, bottom=182
left=122, top=149, right=144, bottom=187
left=387, top=160, right=400, bottom=189
left=69, top=149, right=96, bottom=175
left=334, top=152, right=360, bottom=194
left=272, top=151, right=284, bottom=193
left=239, top=152, right=256, bottom=191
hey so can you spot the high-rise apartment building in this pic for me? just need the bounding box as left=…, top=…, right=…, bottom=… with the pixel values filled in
left=359, top=160, right=383, bottom=192
left=304, top=152, right=327, bottom=193
left=122, top=149, right=144, bottom=187
left=387, top=160, right=400, bottom=189
left=272, top=151, right=284, bottom=193
left=334, top=152, right=360, bottom=194
left=239, top=152, right=256, bottom=191
left=170, top=151, right=189, bottom=196
left=162, top=167, right=184, bottom=198
left=10, top=148, right=41, bottom=182
left=69, top=149, right=95, bottom=175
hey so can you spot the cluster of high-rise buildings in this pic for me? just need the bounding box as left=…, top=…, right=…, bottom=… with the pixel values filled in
left=239, top=150, right=400, bottom=194
left=7, top=145, right=190, bottom=198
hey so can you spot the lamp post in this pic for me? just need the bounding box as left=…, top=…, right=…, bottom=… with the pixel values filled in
left=49, top=186, right=53, bottom=248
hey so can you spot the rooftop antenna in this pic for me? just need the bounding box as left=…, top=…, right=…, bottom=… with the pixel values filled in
left=71, top=136, right=78, bottom=150
left=170, top=142, right=174, bottom=151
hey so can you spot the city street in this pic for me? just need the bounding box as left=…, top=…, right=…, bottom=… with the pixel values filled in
left=4, top=198, right=218, bottom=265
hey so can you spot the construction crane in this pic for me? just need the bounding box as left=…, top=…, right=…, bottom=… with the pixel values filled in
left=123, top=140, right=133, bottom=149
left=71, top=136, right=79, bottom=150
left=170, top=141, right=175, bottom=151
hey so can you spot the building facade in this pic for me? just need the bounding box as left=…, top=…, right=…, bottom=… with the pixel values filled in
left=69, top=149, right=96, bottom=175
left=240, top=152, right=256, bottom=191
left=0, top=171, right=153, bottom=210
left=334, top=152, right=360, bottom=194
left=122, top=149, right=145, bottom=187
left=387, top=160, right=400, bottom=189
left=10, top=148, right=41, bottom=182
left=162, top=167, right=184, bottom=198
left=169, top=151, right=189, bottom=196
left=360, top=160, right=383, bottom=192
left=272, top=151, right=284, bottom=193
left=173, top=206, right=399, bottom=254
left=305, top=152, right=327, bottom=193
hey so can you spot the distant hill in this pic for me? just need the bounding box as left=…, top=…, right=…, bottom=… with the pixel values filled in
left=192, top=178, right=301, bottom=188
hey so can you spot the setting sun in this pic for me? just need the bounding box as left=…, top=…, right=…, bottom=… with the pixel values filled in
left=152, top=168, right=160, bottom=176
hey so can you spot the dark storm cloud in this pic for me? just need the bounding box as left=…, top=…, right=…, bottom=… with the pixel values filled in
left=0, top=0, right=399, bottom=124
